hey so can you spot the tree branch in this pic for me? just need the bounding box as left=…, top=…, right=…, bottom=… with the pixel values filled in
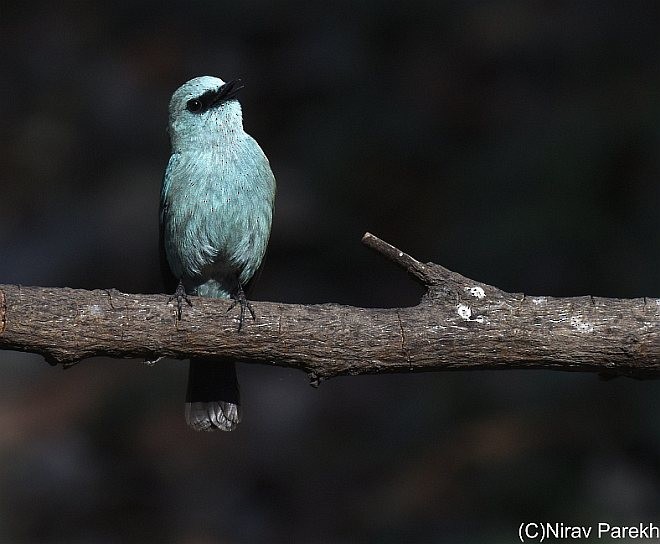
left=1, top=233, right=658, bottom=381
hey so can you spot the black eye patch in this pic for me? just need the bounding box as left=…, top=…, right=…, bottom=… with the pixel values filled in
left=186, top=89, right=219, bottom=114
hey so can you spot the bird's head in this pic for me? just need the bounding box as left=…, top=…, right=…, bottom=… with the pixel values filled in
left=167, top=76, right=245, bottom=149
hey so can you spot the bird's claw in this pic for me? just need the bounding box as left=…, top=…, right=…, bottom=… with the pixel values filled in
left=227, top=286, right=255, bottom=332
left=168, top=280, right=192, bottom=320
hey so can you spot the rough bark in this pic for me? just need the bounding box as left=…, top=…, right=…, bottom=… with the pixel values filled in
left=0, top=233, right=658, bottom=382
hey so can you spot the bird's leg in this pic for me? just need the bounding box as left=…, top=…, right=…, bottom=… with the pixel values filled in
left=227, top=282, right=255, bottom=332
left=168, top=279, right=192, bottom=320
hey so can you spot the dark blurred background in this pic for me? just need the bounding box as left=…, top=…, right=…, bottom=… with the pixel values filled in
left=1, top=1, right=659, bottom=542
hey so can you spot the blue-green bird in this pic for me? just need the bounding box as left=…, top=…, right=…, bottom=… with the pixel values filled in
left=160, top=76, right=276, bottom=431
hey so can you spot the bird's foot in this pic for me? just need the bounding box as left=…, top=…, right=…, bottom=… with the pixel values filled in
left=143, top=356, right=164, bottom=366
left=168, top=280, right=192, bottom=320
left=227, top=285, right=255, bottom=332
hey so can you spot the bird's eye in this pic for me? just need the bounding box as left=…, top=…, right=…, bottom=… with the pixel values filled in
left=186, top=99, right=203, bottom=113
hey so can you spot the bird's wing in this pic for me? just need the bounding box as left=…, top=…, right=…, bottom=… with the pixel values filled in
left=159, top=154, right=180, bottom=292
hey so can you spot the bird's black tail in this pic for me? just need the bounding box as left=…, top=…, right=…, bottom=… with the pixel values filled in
left=185, top=359, right=241, bottom=431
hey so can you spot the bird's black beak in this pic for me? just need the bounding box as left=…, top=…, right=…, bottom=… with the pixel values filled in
left=212, top=79, right=244, bottom=106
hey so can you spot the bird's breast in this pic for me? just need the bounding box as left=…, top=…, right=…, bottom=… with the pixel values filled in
left=162, top=147, right=274, bottom=287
